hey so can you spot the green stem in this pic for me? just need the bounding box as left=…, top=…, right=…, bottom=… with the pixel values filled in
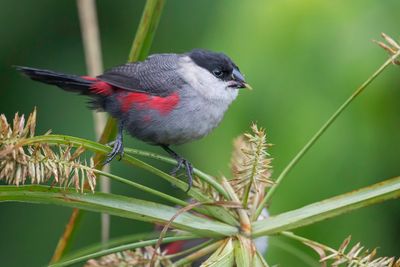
left=61, top=232, right=159, bottom=261
left=49, top=235, right=196, bottom=267
left=128, top=0, right=165, bottom=62
left=252, top=176, right=400, bottom=238
left=220, top=177, right=251, bottom=236
left=22, top=135, right=189, bottom=191
left=173, top=240, right=224, bottom=266
left=242, top=135, right=264, bottom=208
left=91, top=168, right=188, bottom=208
left=165, top=239, right=215, bottom=259
left=91, top=168, right=213, bottom=217
left=280, top=231, right=336, bottom=253
left=123, top=147, right=229, bottom=199
left=21, top=135, right=230, bottom=200
left=21, top=135, right=239, bottom=226
left=254, top=50, right=400, bottom=219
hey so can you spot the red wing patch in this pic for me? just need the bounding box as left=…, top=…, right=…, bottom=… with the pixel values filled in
left=118, top=91, right=180, bottom=115
left=81, top=76, right=113, bottom=96
left=90, top=81, right=114, bottom=96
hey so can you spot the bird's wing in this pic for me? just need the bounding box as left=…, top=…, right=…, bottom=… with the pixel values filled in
left=97, top=54, right=183, bottom=97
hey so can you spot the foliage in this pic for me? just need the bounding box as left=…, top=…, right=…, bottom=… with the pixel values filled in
left=1, top=0, right=400, bottom=266
left=0, top=103, right=399, bottom=266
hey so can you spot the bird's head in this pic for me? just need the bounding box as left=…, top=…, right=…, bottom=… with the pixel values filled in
left=188, top=49, right=251, bottom=90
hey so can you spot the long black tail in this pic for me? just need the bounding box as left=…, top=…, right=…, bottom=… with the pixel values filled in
left=15, top=66, right=94, bottom=94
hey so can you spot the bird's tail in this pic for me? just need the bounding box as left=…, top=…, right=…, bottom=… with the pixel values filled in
left=15, top=66, right=95, bottom=95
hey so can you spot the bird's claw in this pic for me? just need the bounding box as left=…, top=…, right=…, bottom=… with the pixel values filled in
left=170, top=158, right=193, bottom=192
left=170, top=159, right=184, bottom=176
left=104, top=138, right=124, bottom=164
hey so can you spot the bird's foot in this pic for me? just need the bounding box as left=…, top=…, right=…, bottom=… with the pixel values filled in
left=170, top=158, right=194, bottom=193
left=161, top=145, right=194, bottom=192
left=104, top=137, right=124, bottom=164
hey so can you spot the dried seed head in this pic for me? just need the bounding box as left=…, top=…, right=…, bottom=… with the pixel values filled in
left=374, top=33, right=400, bottom=65
left=230, top=123, right=273, bottom=212
left=84, top=246, right=172, bottom=267
left=0, top=109, right=96, bottom=192
left=305, top=235, right=399, bottom=267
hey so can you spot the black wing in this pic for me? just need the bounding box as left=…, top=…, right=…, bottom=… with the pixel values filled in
left=97, top=54, right=183, bottom=97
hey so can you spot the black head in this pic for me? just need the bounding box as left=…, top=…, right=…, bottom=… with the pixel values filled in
left=188, top=49, right=250, bottom=89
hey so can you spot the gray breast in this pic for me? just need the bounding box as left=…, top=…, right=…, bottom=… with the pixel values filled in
left=124, top=87, right=233, bottom=146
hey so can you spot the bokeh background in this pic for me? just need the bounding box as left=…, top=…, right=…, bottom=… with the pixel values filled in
left=1, top=0, right=399, bottom=266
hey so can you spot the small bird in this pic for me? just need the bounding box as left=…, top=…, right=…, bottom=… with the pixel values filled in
left=16, top=49, right=251, bottom=190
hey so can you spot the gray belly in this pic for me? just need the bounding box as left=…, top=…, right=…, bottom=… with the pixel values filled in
left=124, top=98, right=229, bottom=145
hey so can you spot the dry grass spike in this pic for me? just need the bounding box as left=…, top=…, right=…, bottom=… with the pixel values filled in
left=0, top=109, right=96, bottom=192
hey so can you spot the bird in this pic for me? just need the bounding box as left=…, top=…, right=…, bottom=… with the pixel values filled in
left=16, top=49, right=251, bottom=191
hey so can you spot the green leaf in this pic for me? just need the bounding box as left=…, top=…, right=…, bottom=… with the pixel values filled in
left=22, top=134, right=239, bottom=226
left=123, top=147, right=230, bottom=200
left=50, top=234, right=196, bottom=267
left=252, top=176, right=400, bottom=237
left=0, top=185, right=238, bottom=237
left=61, top=232, right=158, bottom=261
left=200, top=238, right=235, bottom=267
left=234, top=236, right=252, bottom=267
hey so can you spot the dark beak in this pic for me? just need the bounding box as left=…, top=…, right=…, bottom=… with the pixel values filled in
left=232, top=68, right=252, bottom=90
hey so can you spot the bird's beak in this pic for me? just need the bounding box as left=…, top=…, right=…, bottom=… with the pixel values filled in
left=243, top=82, right=253, bottom=90
left=232, top=68, right=252, bottom=90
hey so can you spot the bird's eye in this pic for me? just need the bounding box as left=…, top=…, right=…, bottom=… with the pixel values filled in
left=212, top=69, right=223, bottom=78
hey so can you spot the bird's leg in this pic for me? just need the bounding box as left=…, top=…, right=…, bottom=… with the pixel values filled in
left=161, top=145, right=194, bottom=192
left=105, top=120, right=124, bottom=164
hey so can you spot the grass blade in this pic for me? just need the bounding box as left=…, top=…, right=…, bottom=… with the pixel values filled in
left=50, top=235, right=194, bottom=267
left=21, top=134, right=238, bottom=225
left=200, top=238, right=235, bottom=267
left=252, top=176, right=400, bottom=237
left=0, top=185, right=238, bottom=237
left=61, top=232, right=158, bottom=261
left=234, top=236, right=252, bottom=267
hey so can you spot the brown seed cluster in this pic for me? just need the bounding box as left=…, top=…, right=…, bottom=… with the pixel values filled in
left=0, top=109, right=96, bottom=192
left=85, top=246, right=172, bottom=267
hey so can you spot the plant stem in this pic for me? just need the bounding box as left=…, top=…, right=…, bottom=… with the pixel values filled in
left=252, top=175, right=400, bottom=238
left=76, top=0, right=110, bottom=246
left=49, top=235, right=196, bottom=267
left=21, top=134, right=239, bottom=225
left=61, top=232, right=159, bottom=261
left=220, top=177, right=251, bottom=236
left=128, top=0, right=165, bottom=62
left=50, top=209, right=82, bottom=263
left=165, top=239, right=215, bottom=259
left=123, top=147, right=230, bottom=199
left=242, top=133, right=264, bottom=208
left=91, top=168, right=189, bottom=208
left=173, top=240, right=224, bottom=266
left=50, top=0, right=166, bottom=262
left=280, top=231, right=336, bottom=253
left=254, top=50, right=400, bottom=219
left=90, top=168, right=213, bottom=217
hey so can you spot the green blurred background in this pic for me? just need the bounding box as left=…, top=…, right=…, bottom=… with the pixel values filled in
left=1, top=0, right=399, bottom=266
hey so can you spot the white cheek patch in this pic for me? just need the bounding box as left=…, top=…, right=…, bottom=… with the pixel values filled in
left=178, top=56, right=238, bottom=103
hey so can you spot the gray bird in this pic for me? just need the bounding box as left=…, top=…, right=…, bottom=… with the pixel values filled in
left=16, top=49, right=251, bottom=190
